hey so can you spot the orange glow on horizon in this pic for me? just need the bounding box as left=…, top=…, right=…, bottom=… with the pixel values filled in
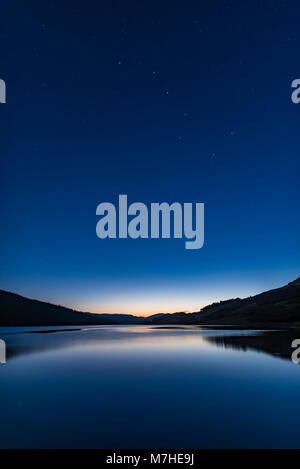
left=90, top=310, right=197, bottom=317
left=74, top=304, right=205, bottom=317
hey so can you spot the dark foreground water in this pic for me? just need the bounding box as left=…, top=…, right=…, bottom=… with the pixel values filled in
left=0, top=325, right=299, bottom=448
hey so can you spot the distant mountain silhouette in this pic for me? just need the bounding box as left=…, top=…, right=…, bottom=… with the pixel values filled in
left=1, top=277, right=300, bottom=327
left=148, top=277, right=300, bottom=326
left=0, top=290, right=116, bottom=326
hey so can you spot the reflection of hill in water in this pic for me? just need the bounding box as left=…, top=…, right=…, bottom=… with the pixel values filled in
left=2, top=326, right=299, bottom=363
left=2, top=326, right=207, bottom=361
left=2, top=327, right=133, bottom=360
left=206, top=330, right=300, bottom=361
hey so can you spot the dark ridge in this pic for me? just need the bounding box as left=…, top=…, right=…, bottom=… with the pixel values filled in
left=1, top=277, right=300, bottom=327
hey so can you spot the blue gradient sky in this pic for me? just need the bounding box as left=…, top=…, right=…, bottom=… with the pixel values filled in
left=1, top=1, right=299, bottom=315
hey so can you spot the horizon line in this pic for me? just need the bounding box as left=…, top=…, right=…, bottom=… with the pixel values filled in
left=2, top=276, right=297, bottom=318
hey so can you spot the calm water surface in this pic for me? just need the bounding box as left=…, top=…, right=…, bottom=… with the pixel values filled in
left=0, top=325, right=299, bottom=448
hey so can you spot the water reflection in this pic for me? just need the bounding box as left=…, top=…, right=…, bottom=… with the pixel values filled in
left=205, top=329, right=300, bottom=362
left=0, top=325, right=299, bottom=363
left=1, top=325, right=300, bottom=448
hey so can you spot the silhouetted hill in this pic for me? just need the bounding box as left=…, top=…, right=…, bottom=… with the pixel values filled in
left=1, top=277, right=300, bottom=327
left=87, top=313, right=143, bottom=324
left=149, top=277, right=300, bottom=326
left=145, top=312, right=188, bottom=324
left=0, top=290, right=117, bottom=326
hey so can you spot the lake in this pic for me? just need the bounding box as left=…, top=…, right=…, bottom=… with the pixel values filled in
left=0, top=325, right=299, bottom=448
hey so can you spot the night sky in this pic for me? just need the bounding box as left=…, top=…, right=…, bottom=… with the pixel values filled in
left=1, top=1, right=299, bottom=314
